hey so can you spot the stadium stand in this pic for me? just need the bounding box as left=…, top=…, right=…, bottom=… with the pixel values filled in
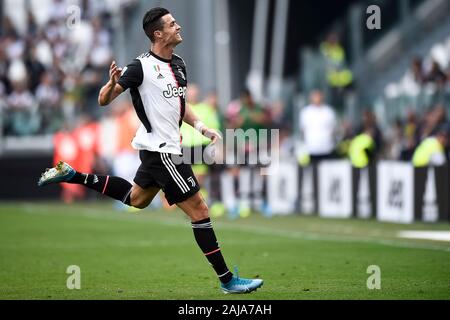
left=0, top=0, right=137, bottom=140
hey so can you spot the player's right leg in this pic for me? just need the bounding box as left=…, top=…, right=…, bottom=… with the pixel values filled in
left=38, top=160, right=159, bottom=208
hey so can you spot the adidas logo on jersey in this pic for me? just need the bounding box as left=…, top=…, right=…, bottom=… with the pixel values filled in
left=163, top=83, right=187, bottom=99
left=157, top=73, right=165, bottom=79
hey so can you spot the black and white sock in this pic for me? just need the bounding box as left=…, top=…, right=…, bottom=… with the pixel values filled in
left=68, top=172, right=132, bottom=205
left=191, top=218, right=233, bottom=284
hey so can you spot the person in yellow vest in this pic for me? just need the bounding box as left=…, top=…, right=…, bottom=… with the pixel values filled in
left=180, top=85, right=222, bottom=205
left=320, top=33, right=353, bottom=89
left=320, top=33, right=353, bottom=110
left=412, top=125, right=449, bottom=167
left=348, top=110, right=382, bottom=168
left=348, top=131, right=376, bottom=168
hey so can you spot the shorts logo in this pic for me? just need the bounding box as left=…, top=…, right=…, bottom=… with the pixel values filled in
left=163, top=84, right=186, bottom=99
left=187, top=176, right=196, bottom=187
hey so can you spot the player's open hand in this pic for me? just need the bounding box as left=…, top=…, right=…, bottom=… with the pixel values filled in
left=203, top=128, right=223, bottom=144
left=109, top=60, right=122, bottom=84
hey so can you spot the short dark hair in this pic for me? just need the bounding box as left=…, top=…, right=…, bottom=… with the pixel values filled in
left=143, top=7, right=170, bottom=42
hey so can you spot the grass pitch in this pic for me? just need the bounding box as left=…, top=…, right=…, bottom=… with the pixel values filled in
left=0, top=201, right=449, bottom=300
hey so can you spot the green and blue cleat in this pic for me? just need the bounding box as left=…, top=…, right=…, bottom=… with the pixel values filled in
left=220, top=268, right=263, bottom=294
left=37, top=161, right=76, bottom=187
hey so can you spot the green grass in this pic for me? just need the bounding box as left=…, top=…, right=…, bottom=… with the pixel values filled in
left=0, top=201, right=449, bottom=299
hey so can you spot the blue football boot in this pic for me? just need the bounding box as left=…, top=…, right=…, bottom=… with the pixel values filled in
left=38, top=161, right=76, bottom=186
left=220, top=267, right=263, bottom=294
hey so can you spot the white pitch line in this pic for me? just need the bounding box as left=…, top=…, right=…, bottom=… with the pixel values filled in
left=19, top=204, right=450, bottom=253
left=397, top=231, right=450, bottom=242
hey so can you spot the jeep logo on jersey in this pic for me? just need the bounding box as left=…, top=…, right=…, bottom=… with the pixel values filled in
left=163, top=84, right=187, bottom=99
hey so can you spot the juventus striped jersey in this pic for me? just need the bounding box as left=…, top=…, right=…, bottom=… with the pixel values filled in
left=118, top=51, right=187, bottom=155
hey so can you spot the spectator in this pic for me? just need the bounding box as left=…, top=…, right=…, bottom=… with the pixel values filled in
left=223, top=89, right=271, bottom=218
left=399, top=109, right=419, bottom=161
left=24, top=46, right=46, bottom=93
left=269, top=100, right=286, bottom=129
left=410, top=56, right=426, bottom=85
left=0, top=81, right=6, bottom=111
left=424, top=60, right=446, bottom=84
left=36, top=71, right=62, bottom=133
left=88, top=17, right=112, bottom=69
left=230, top=89, right=268, bottom=131
left=356, top=110, right=383, bottom=153
left=26, top=9, right=39, bottom=37
left=430, top=104, right=448, bottom=135
left=33, top=32, right=54, bottom=69
left=199, top=90, right=227, bottom=214
left=181, top=83, right=209, bottom=169
left=444, top=69, right=450, bottom=101
left=349, top=109, right=382, bottom=168
left=4, top=32, right=25, bottom=61
left=181, top=84, right=220, bottom=178
left=399, top=57, right=425, bottom=94
left=299, top=90, right=337, bottom=163
left=412, top=123, right=449, bottom=167
left=417, top=107, right=435, bottom=141
left=0, top=45, right=11, bottom=94
left=320, top=32, right=353, bottom=109
left=229, top=89, right=269, bottom=163
left=180, top=85, right=223, bottom=211
left=416, top=105, right=446, bottom=142
left=5, top=79, right=40, bottom=136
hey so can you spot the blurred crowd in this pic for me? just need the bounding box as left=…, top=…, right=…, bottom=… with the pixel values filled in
left=1, top=1, right=450, bottom=210
left=298, top=89, right=450, bottom=169
left=298, top=31, right=450, bottom=169
left=0, top=0, right=137, bottom=136
left=395, top=55, right=450, bottom=101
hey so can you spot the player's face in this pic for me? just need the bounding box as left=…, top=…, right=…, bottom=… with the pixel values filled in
left=160, top=14, right=182, bottom=46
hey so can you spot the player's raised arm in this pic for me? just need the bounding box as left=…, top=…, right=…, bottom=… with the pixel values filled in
left=98, top=60, right=124, bottom=106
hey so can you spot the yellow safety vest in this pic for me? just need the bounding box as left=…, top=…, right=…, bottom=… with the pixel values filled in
left=348, top=133, right=375, bottom=168
left=181, top=103, right=221, bottom=147
left=297, top=153, right=311, bottom=167
left=320, top=42, right=345, bottom=64
left=412, top=137, right=444, bottom=167
left=327, top=69, right=353, bottom=88
left=320, top=42, right=353, bottom=88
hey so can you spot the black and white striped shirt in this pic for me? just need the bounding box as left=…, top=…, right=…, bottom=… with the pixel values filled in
left=118, top=51, right=187, bottom=155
